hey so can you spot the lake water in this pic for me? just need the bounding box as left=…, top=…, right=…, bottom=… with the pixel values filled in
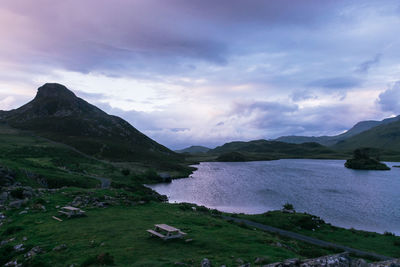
left=149, top=159, right=400, bottom=234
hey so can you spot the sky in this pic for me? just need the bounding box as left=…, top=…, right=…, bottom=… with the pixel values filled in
left=1, top=0, right=400, bottom=149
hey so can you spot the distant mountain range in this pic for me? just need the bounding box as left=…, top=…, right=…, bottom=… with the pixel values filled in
left=2, top=83, right=399, bottom=164
left=333, top=119, right=400, bottom=151
left=0, top=83, right=180, bottom=163
left=175, top=146, right=210, bottom=154
left=208, top=140, right=343, bottom=161
left=274, top=116, right=400, bottom=148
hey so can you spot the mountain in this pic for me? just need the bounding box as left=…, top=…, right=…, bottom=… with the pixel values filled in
left=209, top=139, right=342, bottom=160
left=275, top=116, right=400, bottom=146
left=0, top=83, right=180, bottom=163
left=333, top=119, right=400, bottom=152
left=175, top=145, right=211, bottom=154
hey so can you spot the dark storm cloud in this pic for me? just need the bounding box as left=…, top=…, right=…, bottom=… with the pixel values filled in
left=1, top=0, right=400, bottom=148
left=0, top=0, right=343, bottom=76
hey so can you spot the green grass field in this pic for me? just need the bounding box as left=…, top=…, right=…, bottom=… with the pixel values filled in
left=0, top=188, right=342, bottom=266
left=1, top=123, right=399, bottom=266
left=239, top=211, right=400, bottom=259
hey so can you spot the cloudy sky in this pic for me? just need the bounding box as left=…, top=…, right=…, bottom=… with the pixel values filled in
left=1, top=0, right=400, bottom=149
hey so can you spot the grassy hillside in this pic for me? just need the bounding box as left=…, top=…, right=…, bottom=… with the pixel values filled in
left=0, top=188, right=347, bottom=267
left=334, top=120, right=400, bottom=153
left=0, top=118, right=398, bottom=266
left=175, top=146, right=211, bottom=154
left=0, top=123, right=191, bottom=189
left=1, top=83, right=182, bottom=165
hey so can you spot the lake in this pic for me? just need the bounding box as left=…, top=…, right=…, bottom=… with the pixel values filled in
left=149, top=159, right=400, bottom=235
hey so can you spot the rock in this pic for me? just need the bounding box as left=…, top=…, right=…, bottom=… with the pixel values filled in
left=22, top=237, right=27, bottom=241
left=236, top=258, right=245, bottom=264
left=0, top=192, right=9, bottom=201
left=13, top=244, right=25, bottom=252
left=22, top=190, right=33, bottom=199
left=0, top=166, right=16, bottom=187
left=255, top=257, right=269, bottom=264
left=263, top=253, right=350, bottom=267
left=369, top=259, right=400, bottom=267
left=53, top=244, right=67, bottom=251
left=201, top=258, right=211, bottom=267
left=9, top=199, right=27, bottom=209
left=4, top=260, right=21, bottom=267
left=351, top=258, right=368, bottom=267
left=19, top=210, right=28, bottom=215
left=24, top=246, right=42, bottom=259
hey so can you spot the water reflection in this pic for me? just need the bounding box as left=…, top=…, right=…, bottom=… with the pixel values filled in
left=149, top=159, right=400, bottom=234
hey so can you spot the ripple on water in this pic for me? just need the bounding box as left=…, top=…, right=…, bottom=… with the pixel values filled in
left=149, top=159, right=400, bottom=234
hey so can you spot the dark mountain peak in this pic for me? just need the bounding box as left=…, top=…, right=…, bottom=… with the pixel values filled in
left=36, top=83, right=77, bottom=100
left=2, top=83, right=179, bottom=162
left=15, top=83, right=103, bottom=117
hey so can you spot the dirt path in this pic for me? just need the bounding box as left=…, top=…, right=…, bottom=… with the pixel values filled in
left=222, top=216, right=394, bottom=261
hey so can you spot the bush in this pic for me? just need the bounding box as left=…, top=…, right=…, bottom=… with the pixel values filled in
left=10, top=188, right=24, bottom=199
left=384, top=231, right=395, bottom=236
left=283, top=203, right=294, bottom=211
left=34, top=198, right=46, bottom=205
left=121, top=169, right=130, bottom=176
left=178, top=203, right=195, bottom=211
left=297, top=216, right=318, bottom=230
left=298, top=246, right=328, bottom=258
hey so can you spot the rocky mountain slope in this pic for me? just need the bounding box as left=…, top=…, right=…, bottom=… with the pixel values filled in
left=0, top=83, right=180, bottom=163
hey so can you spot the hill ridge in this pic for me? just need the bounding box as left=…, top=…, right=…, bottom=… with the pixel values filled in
left=1, top=83, right=179, bottom=163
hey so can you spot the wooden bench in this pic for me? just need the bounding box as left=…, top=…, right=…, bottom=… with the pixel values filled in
left=146, top=229, right=166, bottom=239
left=147, top=224, right=186, bottom=240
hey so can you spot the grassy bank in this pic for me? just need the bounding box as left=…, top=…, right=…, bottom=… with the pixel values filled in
left=0, top=189, right=340, bottom=266
left=239, top=211, right=400, bottom=258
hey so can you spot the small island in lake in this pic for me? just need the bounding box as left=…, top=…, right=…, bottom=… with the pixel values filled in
left=345, top=148, right=390, bottom=170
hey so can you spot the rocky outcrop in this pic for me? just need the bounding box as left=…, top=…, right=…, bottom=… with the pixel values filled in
left=263, top=253, right=400, bottom=267
left=344, top=148, right=390, bottom=171
left=0, top=166, right=16, bottom=187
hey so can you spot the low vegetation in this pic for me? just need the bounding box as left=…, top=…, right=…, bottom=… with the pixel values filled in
left=345, top=148, right=390, bottom=170
left=239, top=210, right=400, bottom=258
left=0, top=189, right=341, bottom=266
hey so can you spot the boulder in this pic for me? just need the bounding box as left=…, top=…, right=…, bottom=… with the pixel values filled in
left=53, top=244, right=67, bottom=251
left=9, top=199, right=27, bottom=209
left=201, top=258, right=211, bottom=267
